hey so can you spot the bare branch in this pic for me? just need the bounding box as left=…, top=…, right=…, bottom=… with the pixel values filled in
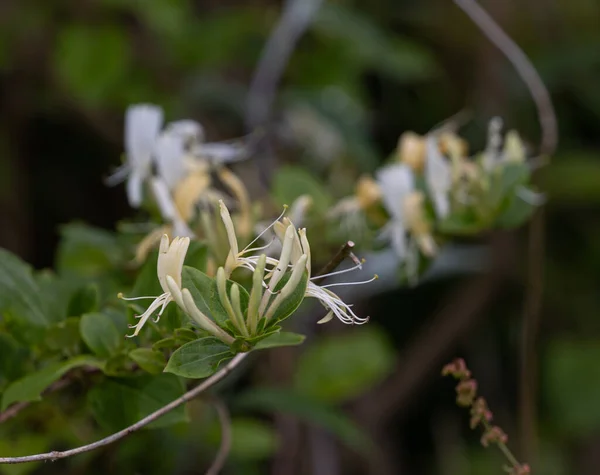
left=454, top=0, right=558, bottom=157
left=0, top=353, right=248, bottom=465
left=312, top=241, right=358, bottom=285
left=206, top=398, right=232, bottom=475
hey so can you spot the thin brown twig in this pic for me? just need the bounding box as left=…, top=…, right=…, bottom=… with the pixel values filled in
left=206, top=398, right=232, bottom=475
left=312, top=241, right=357, bottom=285
left=453, top=0, right=558, bottom=157
left=0, top=353, right=247, bottom=465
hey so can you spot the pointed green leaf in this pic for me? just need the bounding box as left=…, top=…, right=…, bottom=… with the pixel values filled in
left=80, top=312, right=122, bottom=357
left=2, top=355, right=104, bottom=410
left=0, top=248, right=49, bottom=328
left=253, top=331, right=306, bottom=350
left=164, top=337, right=233, bottom=379
left=266, top=270, right=308, bottom=323
left=129, top=348, right=166, bottom=374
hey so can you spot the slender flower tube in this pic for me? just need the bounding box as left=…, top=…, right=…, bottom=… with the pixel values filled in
left=119, top=235, right=189, bottom=337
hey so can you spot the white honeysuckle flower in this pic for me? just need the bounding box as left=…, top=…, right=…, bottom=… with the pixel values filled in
left=218, top=201, right=375, bottom=326
left=108, top=104, right=164, bottom=208
left=425, top=135, right=452, bottom=219
left=376, top=163, right=415, bottom=259
left=150, top=178, right=195, bottom=238
left=119, top=235, right=190, bottom=337
left=482, top=116, right=504, bottom=171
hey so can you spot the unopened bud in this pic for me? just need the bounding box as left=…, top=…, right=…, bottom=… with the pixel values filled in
left=355, top=175, right=382, bottom=209
left=481, top=426, right=508, bottom=447
left=456, top=379, right=477, bottom=407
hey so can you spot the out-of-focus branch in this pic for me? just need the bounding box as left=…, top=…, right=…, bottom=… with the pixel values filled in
left=206, top=398, right=232, bottom=475
left=0, top=353, right=247, bottom=465
left=453, top=0, right=558, bottom=157
left=245, top=0, right=324, bottom=130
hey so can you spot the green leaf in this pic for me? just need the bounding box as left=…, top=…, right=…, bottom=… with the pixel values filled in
left=0, top=248, right=49, bottom=328
left=186, top=241, right=209, bottom=272
left=268, top=270, right=308, bottom=323
left=181, top=266, right=223, bottom=322
left=236, top=388, right=372, bottom=452
left=487, top=162, right=530, bottom=209
left=295, top=327, right=395, bottom=403
left=56, top=223, right=123, bottom=279
left=54, top=25, right=130, bottom=106
left=67, top=283, right=99, bottom=316
left=206, top=417, right=278, bottom=461
left=132, top=250, right=162, bottom=297
left=80, top=312, right=122, bottom=357
left=2, top=355, right=104, bottom=410
left=495, top=192, right=537, bottom=229
left=544, top=339, right=600, bottom=435
left=272, top=165, right=332, bottom=211
left=253, top=331, right=306, bottom=350
left=88, top=373, right=187, bottom=432
left=45, top=317, right=81, bottom=352
left=129, top=348, right=166, bottom=375
left=181, top=266, right=250, bottom=329
left=0, top=334, right=29, bottom=385
left=164, top=337, right=233, bottom=379
left=153, top=337, right=177, bottom=350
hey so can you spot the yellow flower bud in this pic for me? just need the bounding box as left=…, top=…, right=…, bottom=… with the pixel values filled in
left=355, top=175, right=382, bottom=210
left=397, top=132, right=426, bottom=171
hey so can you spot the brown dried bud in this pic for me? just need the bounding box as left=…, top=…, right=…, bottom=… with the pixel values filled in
left=510, top=464, right=531, bottom=475
left=470, top=397, right=493, bottom=428
left=441, top=358, right=472, bottom=380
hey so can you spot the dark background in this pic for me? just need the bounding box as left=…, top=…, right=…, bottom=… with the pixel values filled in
left=1, top=0, right=599, bottom=474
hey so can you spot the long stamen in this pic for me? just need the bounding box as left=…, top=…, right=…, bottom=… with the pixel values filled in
left=310, top=260, right=366, bottom=280
left=118, top=293, right=159, bottom=301
left=242, top=206, right=288, bottom=252
left=321, top=274, right=379, bottom=288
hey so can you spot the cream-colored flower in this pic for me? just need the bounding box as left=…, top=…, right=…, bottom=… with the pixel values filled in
left=120, top=235, right=189, bottom=337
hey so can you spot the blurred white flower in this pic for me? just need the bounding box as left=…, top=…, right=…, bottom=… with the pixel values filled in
left=107, top=104, right=163, bottom=207
left=376, top=163, right=415, bottom=259
left=425, top=135, right=452, bottom=219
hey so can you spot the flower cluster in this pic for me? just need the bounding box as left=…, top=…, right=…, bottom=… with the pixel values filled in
left=442, top=358, right=531, bottom=475
left=329, top=118, right=542, bottom=282
left=119, top=201, right=376, bottom=344
left=109, top=104, right=254, bottom=265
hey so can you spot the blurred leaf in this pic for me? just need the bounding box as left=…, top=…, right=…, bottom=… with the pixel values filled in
left=2, top=355, right=104, bottom=410
left=206, top=417, right=278, bottom=461
left=54, top=25, right=130, bottom=106
left=295, top=327, right=395, bottom=403
left=164, top=337, right=233, bottom=379
left=495, top=193, right=536, bottom=229
left=0, top=434, right=48, bottom=475
left=545, top=339, right=600, bottom=435
left=67, top=283, right=99, bottom=317
left=56, top=223, right=123, bottom=278
left=273, top=165, right=333, bottom=210
left=88, top=373, right=187, bottom=432
left=132, top=251, right=162, bottom=298
left=0, top=248, right=50, bottom=328
left=80, top=312, right=122, bottom=358
left=0, top=334, right=29, bottom=385
left=153, top=337, right=177, bottom=350
left=539, top=153, right=600, bottom=205
left=253, top=331, right=306, bottom=350
left=45, top=317, right=81, bottom=352
left=314, top=4, right=438, bottom=82
left=35, top=271, right=72, bottom=323
left=236, top=388, right=371, bottom=452
left=129, top=348, right=166, bottom=375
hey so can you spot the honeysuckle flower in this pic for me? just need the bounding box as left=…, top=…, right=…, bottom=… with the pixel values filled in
left=425, top=135, right=452, bottom=219
left=218, top=201, right=375, bottom=326
left=397, top=132, right=426, bottom=172
left=108, top=104, right=163, bottom=207
left=376, top=163, right=415, bottom=259
left=150, top=177, right=195, bottom=238
left=119, top=235, right=189, bottom=337
left=328, top=175, right=381, bottom=237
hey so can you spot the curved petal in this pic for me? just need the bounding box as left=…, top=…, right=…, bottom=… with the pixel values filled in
left=376, top=164, right=414, bottom=221
left=125, top=104, right=163, bottom=171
